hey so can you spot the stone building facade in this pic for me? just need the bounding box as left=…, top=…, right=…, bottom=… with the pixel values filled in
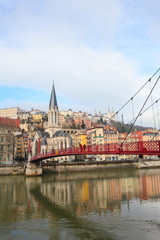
left=0, top=127, right=14, bottom=163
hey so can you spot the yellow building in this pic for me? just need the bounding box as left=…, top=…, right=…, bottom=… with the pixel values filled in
left=73, top=133, right=87, bottom=147
left=14, top=135, right=28, bottom=160
left=31, top=114, right=43, bottom=122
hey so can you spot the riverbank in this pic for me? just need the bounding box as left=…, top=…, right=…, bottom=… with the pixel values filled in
left=43, top=159, right=137, bottom=174
left=0, top=164, right=24, bottom=175
left=1, top=159, right=160, bottom=175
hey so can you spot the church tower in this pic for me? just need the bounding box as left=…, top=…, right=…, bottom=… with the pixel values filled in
left=45, top=82, right=61, bottom=136
left=48, top=82, right=59, bottom=126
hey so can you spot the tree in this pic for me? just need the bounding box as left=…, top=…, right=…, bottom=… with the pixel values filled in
left=21, top=119, right=25, bottom=124
left=97, top=117, right=104, bottom=125
left=110, top=120, right=148, bottom=133
left=81, top=120, right=86, bottom=129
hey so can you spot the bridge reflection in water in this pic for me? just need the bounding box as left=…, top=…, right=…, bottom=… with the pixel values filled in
left=1, top=169, right=160, bottom=239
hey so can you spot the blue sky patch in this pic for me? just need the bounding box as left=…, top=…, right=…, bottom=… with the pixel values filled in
left=0, top=86, right=49, bottom=102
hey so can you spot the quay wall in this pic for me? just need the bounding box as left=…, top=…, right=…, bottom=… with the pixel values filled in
left=43, top=161, right=136, bottom=173
left=0, top=165, right=24, bottom=175
left=1, top=159, right=160, bottom=175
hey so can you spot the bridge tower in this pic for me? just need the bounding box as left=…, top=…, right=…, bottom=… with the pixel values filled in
left=25, top=161, right=43, bottom=176
left=25, top=138, right=43, bottom=176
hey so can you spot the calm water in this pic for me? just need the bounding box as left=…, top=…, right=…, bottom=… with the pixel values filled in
left=0, top=168, right=160, bottom=240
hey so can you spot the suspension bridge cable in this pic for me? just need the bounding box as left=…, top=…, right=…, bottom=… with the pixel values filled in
left=123, top=98, right=160, bottom=143
left=128, top=99, right=160, bottom=143
left=149, top=131, right=159, bottom=142
left=131, top=98, right=135, bottom=121
left=149, top=101, right=160, bottom=142
left=127, top=98, right=160, bottom=125
left=149, top=80, right=156, bottom=129
left=107, top=67, right=160, bottom=123
left=140, top=114, right=143, bottom=128
left=76, top=68, right=160, bottom=147
left=156, top=100, right=160, bottom=130
left=116, top=112, right=119, bottom=122
left=122, top=75, right=160, bottom=143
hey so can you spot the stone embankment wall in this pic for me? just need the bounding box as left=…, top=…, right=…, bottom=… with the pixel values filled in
left=41, top=159, right=160, bottom=173
left=135, top=160, right=160, bottom=168
left=0, top=165, right=24, bottom=175
left=43, top=161, right=136, bottom=173
left=1, top=159, right=160, bottom=175
left=0, top=162, right=134, bottom=175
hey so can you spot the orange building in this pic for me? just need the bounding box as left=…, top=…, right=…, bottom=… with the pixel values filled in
left=0, top=117, right=20, bottom=128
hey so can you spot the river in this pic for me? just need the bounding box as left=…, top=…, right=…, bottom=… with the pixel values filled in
left=0, top=168, right=160, bottom=240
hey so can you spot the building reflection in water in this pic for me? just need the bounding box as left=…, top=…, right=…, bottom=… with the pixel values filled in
left=39, top=170, right=160, bottom=217
left=1, top=170, right=160, bottom=223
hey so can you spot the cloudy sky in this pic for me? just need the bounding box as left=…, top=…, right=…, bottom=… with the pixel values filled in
left=0, top=0, right=160, bottom=127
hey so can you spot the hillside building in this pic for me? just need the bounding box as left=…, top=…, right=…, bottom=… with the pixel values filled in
left=0, top=127, right=14, bottom=163
left=0, top=107, right=21, bottom=119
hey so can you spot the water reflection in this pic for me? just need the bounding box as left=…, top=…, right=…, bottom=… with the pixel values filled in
left=39, top=169, right=160, bottom=215
left=0, top=168, right=160, bottom=240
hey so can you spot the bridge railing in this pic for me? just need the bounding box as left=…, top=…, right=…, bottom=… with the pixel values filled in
left=30, top=141, right=160, bottom=161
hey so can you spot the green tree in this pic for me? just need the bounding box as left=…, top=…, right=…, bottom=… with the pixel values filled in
left=81, top=120, right=86, bottom=129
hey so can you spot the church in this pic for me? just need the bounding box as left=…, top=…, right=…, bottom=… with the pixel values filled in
left=31, top=82, right=73, bottom=161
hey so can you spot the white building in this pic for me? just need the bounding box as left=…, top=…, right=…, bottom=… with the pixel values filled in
left=0, top=107, right=21, bottom=119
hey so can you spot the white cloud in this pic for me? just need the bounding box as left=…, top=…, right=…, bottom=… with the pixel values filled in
left=0, top=39, right=142, bottom=102
left=0, top=98, right=48, bottom=112
left=0, top=0, right=159, bottom=127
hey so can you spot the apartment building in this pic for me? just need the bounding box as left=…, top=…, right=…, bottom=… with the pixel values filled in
left=14, top=134, right=28, bottom=160
left=0, top=127, right=14, bottom=163
left=86, top=127, right=104, bottom=146
left=18, top=111, right=30, bottom=121
left=0, top=107, right=21, bottom=119
left=142, top=129, right=160, bottom=141
left=104, top=129, right=118, bottom=144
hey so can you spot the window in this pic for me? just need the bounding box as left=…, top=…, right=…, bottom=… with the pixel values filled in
left=0, top=145, right=4, bottom=151
left=0, top=137, right=4, bottom=142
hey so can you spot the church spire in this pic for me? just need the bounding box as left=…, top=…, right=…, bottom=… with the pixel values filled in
left=49, top=81, right=58, bottom=110
left=48, top=81, right=59, bottom=127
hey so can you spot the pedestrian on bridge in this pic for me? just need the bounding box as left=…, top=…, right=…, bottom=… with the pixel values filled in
left=79, top=143, right=83, bottom=151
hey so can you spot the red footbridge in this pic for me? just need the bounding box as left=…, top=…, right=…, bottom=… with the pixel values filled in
left=30, top=141, right=160, bottom=162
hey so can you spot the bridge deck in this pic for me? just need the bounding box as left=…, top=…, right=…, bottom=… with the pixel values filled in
left=30, top=141, right=160, bottom=162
